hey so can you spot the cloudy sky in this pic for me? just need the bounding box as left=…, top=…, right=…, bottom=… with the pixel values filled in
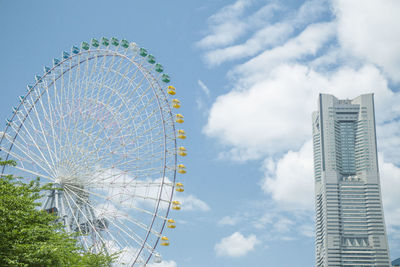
left=1, top=0, right=399, bottom=266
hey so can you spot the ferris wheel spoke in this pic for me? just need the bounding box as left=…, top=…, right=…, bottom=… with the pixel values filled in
left=92, top=53, right=118, bottom=107
left=74, top=125, right=165, bottom=171
left=92, top=179, right=173, bottom=190
left=63, top=190, right=112, bottom=254
left=78, top=53, right=94, bottom=109
left=66, top=182, right=171, bottom=210
left=59, top=61, right=68, bottom=162
left=64, top=55, right=75, bottom=158
left=109, top=216, right=158, bottom=256
left=14, top=102, right=58, bottom=175
left=65, top=186, right=161, bottom=250
left=0, top=136, right=55, bottom=179
left=72, top=55, right=102, bottom=153
left=73, top=74, right=122, bottom=157
left=69, top=56, right=124, bottom=163
left=28, top=90, right=59, bottom=171
left=70, top=66, right=153, bottom=152
left=100, top=206, right=161, bottom=255
left=61, top=57, right=105, bottom=163
left=84, top=54, right=109, bottom=118
left=98, top=56, right=127, bottom=105
left=53, top=79, right=69, bottom=163
left=64, top=188, right=163, bottom=261
left=63, top=187, right=113, bottom=247
left=88, top=155, right=164, bottom=181
left=109, top=152, right=166, bottom=176
left=62, top=189, right=92, bottom=250
left=14, top=165, right=53, bottom=182
left=67, top=56, right=84, bottom=159
left=42, top=81, right=61, bottom=164
left=35, top=83, right=60, bottom=165
left=0, top=143, right=52, bottom=177
left=55, top=59, right=79, bottom=162
left=64, top=183, right=170, bottom=221
left=74, top=105, right=160, bottom=168
left=98, top=62, right=138, bottom=108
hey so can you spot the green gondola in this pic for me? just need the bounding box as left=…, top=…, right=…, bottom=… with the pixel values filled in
left=111, top=37, right=119, bottom=46
left=81, top=42, right=90, bottom=50
left=101, top=37, right=110, bottom=46
left=155, top=63, right=164, bottom=73
left=139, top=48, right=148, bottom=57
left=121, top=39, right=129, bottom=48
left=147, top=55, right=156, bottom=64
left=91, top=38, right=99, bottom=48
left=161, top=74, right=170, bottom=83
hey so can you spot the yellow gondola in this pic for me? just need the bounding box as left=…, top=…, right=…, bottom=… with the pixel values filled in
left=172, top=99, right=180, bottom=108
left=177, top=129, right=186, bottom=139
left=175, top=182, right=184, bottom=192
left=167, top=219, right=176, bottom=229
left=161, top=236, right=170, bottom=246
left=167, top=85, right=176, bottom=95
left=172, top=200, right=181, bottom=210
left=177, top=164, right=186, bottom=174
left=175, top=114, right=184, bottom=123
left=178, top=146, right=187, bottom=156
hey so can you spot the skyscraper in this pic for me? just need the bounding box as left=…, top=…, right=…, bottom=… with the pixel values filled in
left=312, top=93, right=391, bottom=267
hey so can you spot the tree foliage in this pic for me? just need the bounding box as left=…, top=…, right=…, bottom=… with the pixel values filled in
left=0, top=159, right=114, bottom=267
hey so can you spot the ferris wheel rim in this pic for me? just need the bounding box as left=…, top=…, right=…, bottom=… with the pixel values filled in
left=0, top=40, right=182, bottom=265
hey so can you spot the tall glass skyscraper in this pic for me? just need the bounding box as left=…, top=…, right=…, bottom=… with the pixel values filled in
left=312, top=94, right=391, bottom=267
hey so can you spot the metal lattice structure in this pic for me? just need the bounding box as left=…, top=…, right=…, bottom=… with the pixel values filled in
left=0, top=37, right=187, bottom=266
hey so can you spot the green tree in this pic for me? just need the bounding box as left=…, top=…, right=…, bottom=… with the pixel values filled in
left=0, top=159, right=114, bottom=267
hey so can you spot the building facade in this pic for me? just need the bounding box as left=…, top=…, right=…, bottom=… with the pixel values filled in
left=312, top=93, right=391, bottom=266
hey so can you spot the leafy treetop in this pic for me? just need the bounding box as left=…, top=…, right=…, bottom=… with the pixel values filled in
left=0, top=159, right=114, bottom=267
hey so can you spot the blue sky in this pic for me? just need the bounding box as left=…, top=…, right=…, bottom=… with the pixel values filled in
left=1, top=0, right=400, bottom=266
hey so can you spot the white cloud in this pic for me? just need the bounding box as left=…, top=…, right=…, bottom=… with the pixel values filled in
left=262, top=141, right=314, bottom=211
left=229, top=21, right=336, bottom=83
left=175, top=194, right=210, bottom=212
left=199, top=0, right=332, bottom=66
left=204, top=22, right=294, bottom=66
left=379, top=155, right=400, bottom=231
left=253, top=213, right=274, bottom=230
left=218, top=203, right=313, bottom=241
left=334, top=0, right=400, bottom=82
left=377, top=121, right=400, bottom=165
left=147, top=260, right=177, bottom=267
left=273, top=217, right=295, bottom=233
left=299, top=224, right=314, bottom=238
left=218, top=215, right=239, bottom=226
left=205, top=63, right=394, bottom=161
left=102, top=241, right=139, bottom=266
left=198, top=80, right=210, bottom=98
left=215, top=232, right=260, bottom=257
left=196, top=0, right=251, bottom=49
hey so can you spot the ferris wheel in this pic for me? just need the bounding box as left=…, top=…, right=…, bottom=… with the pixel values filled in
left=0, top=37, right=187, bottom=266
